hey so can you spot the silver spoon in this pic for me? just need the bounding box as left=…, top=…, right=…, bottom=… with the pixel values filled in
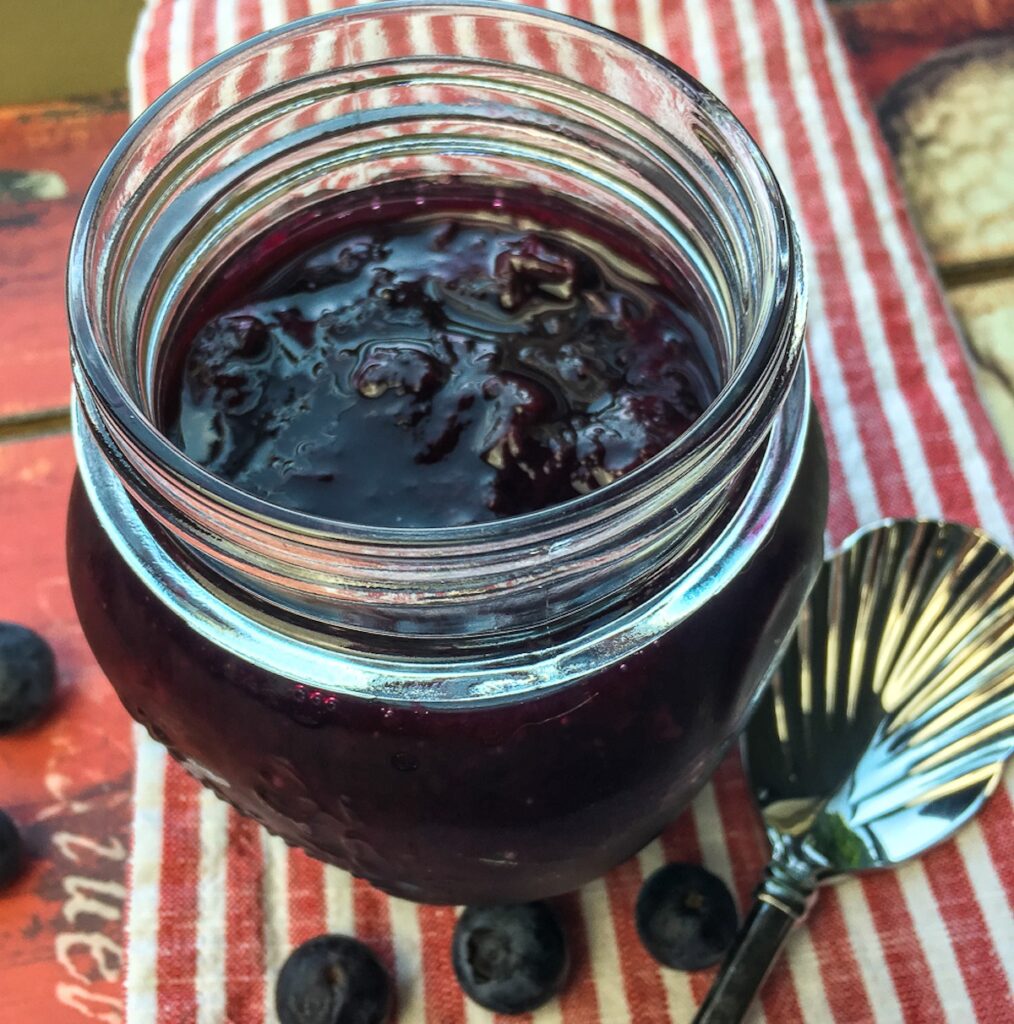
left=695, top=519, right=1014, bottom=1024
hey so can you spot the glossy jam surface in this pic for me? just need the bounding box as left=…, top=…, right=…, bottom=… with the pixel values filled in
left=163, top=191, right=715, bottom=527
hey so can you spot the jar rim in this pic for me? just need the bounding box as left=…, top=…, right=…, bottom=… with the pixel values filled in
left=68, top=0, right=803, bottom=550
left=72, top=366, right=816, bottom=699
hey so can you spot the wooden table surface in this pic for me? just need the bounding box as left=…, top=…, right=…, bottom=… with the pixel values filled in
left=0, top=97, right=134, bottom=1024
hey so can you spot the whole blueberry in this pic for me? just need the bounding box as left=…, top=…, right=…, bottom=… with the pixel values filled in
left=452, top=902, right=568, bottom=1014
left=275, top=934, right=391, bottom=1024
left=0, top=810, right=23, bottom=891
left=0, top=622, right=56, bottom=735
left=636, top=863, right=738, bottom=971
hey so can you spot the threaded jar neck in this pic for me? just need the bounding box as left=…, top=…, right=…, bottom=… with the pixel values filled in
left=69, top=1, right=804, bottom=645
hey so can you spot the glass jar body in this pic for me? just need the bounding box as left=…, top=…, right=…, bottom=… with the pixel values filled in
left=66, top=1, right=828, bottom=903
left=67, top=410, right=826, bottom=904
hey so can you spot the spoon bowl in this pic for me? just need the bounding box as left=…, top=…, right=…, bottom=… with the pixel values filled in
left=696, top=519, right=1014, bottom=1023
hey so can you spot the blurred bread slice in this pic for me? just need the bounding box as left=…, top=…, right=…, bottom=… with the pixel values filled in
left=948, top=280, right=1014, bottom=466
left=879, top=35, right=1014, bottom=269
left=877, top=34, right=1014, bottom=463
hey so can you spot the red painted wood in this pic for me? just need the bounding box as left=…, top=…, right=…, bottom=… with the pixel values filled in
left=0, top=435, right=133, bottom=1023
left=0, top=100, right=128, bottom=420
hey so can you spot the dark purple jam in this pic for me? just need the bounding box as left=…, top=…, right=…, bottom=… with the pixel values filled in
left=162, top=188, right=715, bottom=527
left=69, top=184, right=830, bottom=902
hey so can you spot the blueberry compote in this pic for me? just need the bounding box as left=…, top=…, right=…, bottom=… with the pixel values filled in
left=161, top=187, right=715, bottom=526
left=68, top=185, right=828, bottom=905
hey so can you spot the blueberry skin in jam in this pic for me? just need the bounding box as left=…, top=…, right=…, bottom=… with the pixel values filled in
left=68, top=188, right=828, bottom=904
left=163, top=191, right=715, bottom=527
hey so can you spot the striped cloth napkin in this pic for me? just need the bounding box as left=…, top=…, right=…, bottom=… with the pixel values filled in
left=124, top=1, right=1014, bottom=1022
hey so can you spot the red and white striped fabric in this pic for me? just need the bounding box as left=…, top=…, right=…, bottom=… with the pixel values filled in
left=124, top=1, right=1014, bottom=1021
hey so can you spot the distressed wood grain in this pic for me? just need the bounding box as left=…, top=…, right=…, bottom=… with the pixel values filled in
left=0, top=98, right=128, bottom=422
left=0, top=435, right=133, bottom=1024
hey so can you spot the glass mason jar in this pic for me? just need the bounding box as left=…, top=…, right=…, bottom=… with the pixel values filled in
left=67, top=1, right=827, bottom=904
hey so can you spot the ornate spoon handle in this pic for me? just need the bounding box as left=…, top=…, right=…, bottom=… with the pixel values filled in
left=693, top=898, right=798, bottom=1023
left=694, top=858, right=818, bottom=1024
